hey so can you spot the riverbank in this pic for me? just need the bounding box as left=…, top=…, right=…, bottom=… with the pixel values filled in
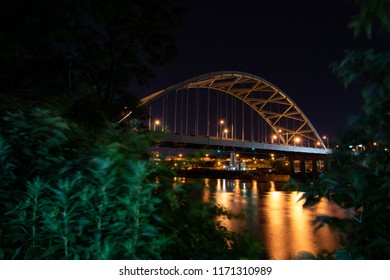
left=176, top=168, right=290, bottom=183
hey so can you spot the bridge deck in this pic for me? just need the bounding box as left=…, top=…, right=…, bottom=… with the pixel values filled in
left=156, top=134, right=330, bottom=155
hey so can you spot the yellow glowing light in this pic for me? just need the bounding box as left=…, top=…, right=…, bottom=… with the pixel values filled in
left=155, top=120, right=160, bottom=125
left=272, top=135, right=277, bottom=139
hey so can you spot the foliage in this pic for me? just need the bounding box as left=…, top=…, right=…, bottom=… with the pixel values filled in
left=157, top=181, right=264, bottom=259
left=0, top=104, right=261, bottom=259
left=0, top=0, right=261, bottom=260
left=348, top=0, right=390, bottom=38
left=0, top=106, right=164, bottom=259
left=288, top=0, right=390, bottom=259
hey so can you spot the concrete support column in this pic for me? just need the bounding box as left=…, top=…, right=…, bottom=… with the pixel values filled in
left=300, top=160, right=306, bottom=173
left=289, top=158, right=295, bottom=174
left=312, top=159, right=318, bottom=176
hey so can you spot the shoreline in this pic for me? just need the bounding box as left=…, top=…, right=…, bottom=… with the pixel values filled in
left=175, top=168, right=291, bottom=183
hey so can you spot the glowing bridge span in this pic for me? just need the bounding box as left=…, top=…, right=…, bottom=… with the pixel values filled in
left=139, top=71, right=329, bottom=155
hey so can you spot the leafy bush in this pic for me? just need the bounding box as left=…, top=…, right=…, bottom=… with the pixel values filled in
left=0, top=105, right=261, bottom=259
left=285, top=0, right=390, bottom=259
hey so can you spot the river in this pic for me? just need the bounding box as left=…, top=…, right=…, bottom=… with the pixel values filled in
left=178, top=177, right=348, bottom=260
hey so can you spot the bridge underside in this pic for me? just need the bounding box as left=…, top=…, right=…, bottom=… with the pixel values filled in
left=153, top=133, right=329, bottom=156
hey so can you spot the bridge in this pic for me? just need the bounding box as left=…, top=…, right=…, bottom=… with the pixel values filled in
left=139, top=71, right=328, bottom=152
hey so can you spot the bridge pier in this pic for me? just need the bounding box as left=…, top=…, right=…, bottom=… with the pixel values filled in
left=288, top=156, right=327, bottom=176
left=312, top=159, right=318, bottom=176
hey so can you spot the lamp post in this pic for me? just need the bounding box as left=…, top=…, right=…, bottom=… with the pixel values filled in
left=223, top=128, right=229, bottom=139
left=271, top=134, right=277, bottom=144
left=219, top=119, right=224, bottom=139
left=153, top=119, right=160, bottom=131
left=323, top=135, right=329, bottom=148
left=294, top=137, right=301, bottom=147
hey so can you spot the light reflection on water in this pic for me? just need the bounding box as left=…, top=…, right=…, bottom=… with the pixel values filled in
left=201, top=178, right=347, bottom=260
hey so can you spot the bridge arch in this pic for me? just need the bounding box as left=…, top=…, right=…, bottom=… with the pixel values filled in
left=139, top=71, right=326, bottom=149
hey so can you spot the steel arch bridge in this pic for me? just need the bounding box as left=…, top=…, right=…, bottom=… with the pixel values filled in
left=139, top=71, right=328, bottom=154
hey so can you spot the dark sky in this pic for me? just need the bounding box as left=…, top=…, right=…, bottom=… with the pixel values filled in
left=137, top=0, right=368, bottom=141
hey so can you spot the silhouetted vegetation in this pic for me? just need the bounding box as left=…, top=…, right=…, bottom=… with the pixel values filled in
left=285, top=0, right=390, bottom=259
left=0, top=0, right=262, bottom=260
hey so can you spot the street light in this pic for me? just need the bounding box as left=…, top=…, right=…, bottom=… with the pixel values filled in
left=217, top=119, right=225, bottom=138
left=219, top=119, right=225, bottom=139
left=322, top=135, right=329, bottom=148
left=294, top=137, right=301, bottom=146
left=153, top=119, right=160, bottom=131
left=271, top=134, right=277, bottom=144
left=223, top=128, right=229, bottom=139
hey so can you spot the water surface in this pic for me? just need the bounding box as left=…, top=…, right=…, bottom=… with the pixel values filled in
left=186, top=178, right=347, bottom=259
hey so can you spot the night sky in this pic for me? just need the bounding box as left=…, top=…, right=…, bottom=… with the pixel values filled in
left=136, top=0, right=369, bottom=142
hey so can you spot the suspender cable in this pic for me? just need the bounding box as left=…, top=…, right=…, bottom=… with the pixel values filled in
left=225, top=93, right=228, bottom=130
left=180, top=89, right=183, bottom=134
left=216, top=91, right=219, bottom=137
left=162, top=96, right=165, bottom=132
left=234, top=97, right=237, bottom=139
left=196, top=87, right=199, bottom=135
left=251, top=109, right=254, bottom=142
left=241, top=100, right=244, bottom=141
left=148, top=105, right=151, bottom=131
left=165, top=95, right=168, bottom=132
left=256, top=114, right=260, bottom=143
left=174, top=90, right=178, bottom=133
left=207, top=88, right=210, bottom=137
left=186, top=88, right=189, bottom=135
left=231, top=95, right=234, bottom=139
